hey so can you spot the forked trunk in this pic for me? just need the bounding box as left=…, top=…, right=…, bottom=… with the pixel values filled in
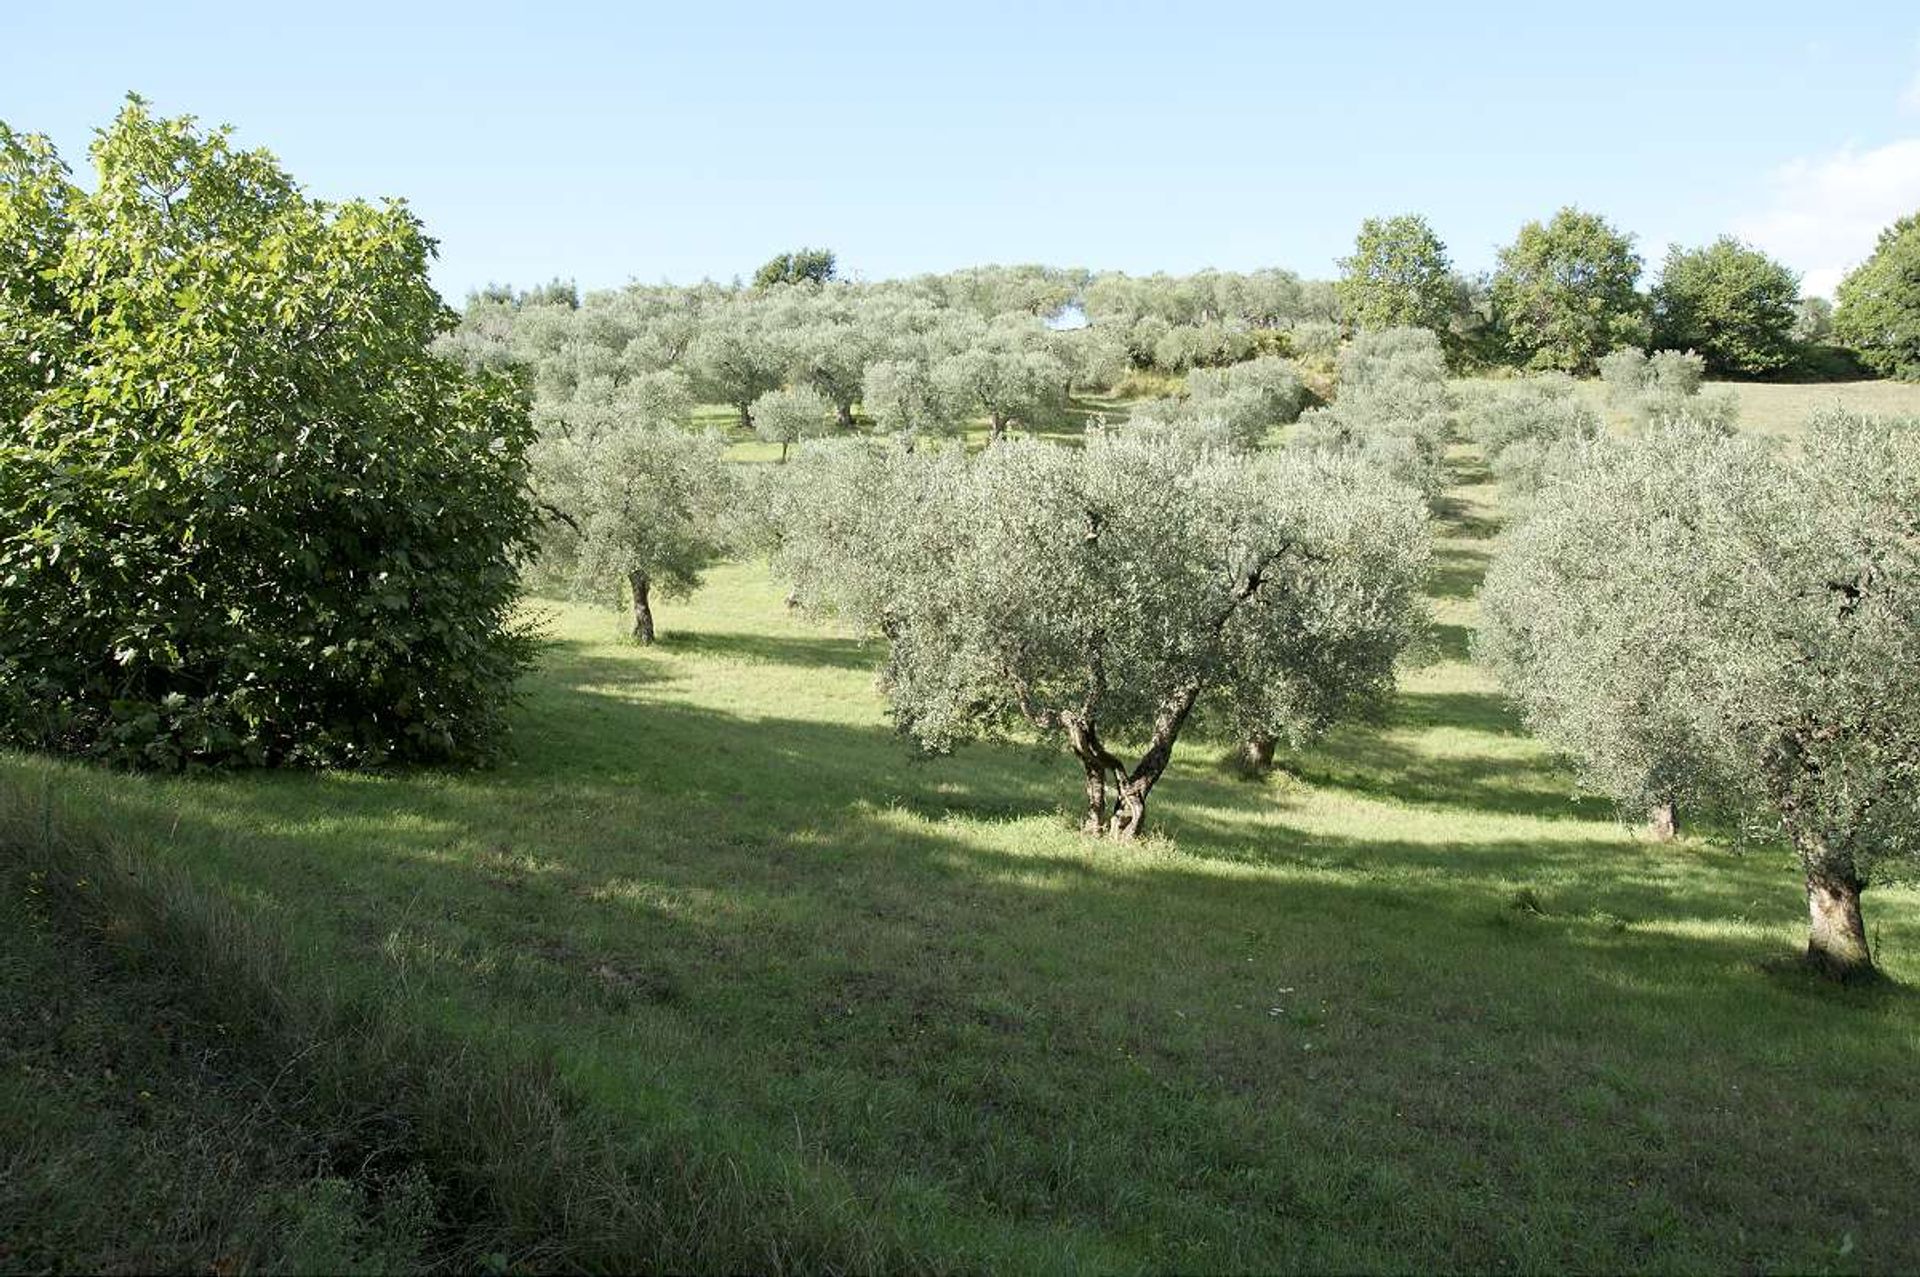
left=989, top=414, right=1009, bottom=443
left=1240, top=734, right=1277, bottom=774
left=1647, top=799, right=1678, bottom=842
left=1804, top=870, right=1873, bottom=981
left=629, top=570, right=656, bottom=644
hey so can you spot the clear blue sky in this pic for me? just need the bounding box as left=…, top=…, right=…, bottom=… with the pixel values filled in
left=8, top=1, right=1920, bottom=300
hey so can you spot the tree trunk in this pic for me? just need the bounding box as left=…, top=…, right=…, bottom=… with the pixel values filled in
left=629, top=570, right=655, bottom=644
left=737, top=402, right=753, bottom=431
left=1646, top=799, right=1678, bottom=842
left=836, top=401, right=856, bottom=431
left=1240, top=734, right=1277, bottom=774
left=1080, top=761, right=1108, bottom=836
left=1804, top=870, right=1873, bottom=981
left=1109, top=778, right=1150, bottom=839
left=779, top=440, right=789, bottom=464
left=989, top=413, right=1009, bottom=443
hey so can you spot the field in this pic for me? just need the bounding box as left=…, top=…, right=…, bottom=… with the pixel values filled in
left=5, top=380, right=1920, bottom=1271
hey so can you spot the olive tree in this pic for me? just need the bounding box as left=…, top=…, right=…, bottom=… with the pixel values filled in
left=751, top=384, right=835, bottom=461
left=932, top=316, right=1067, bottom=442
left=1128, top=355, right=1308, bottom=453
left=1478, top=413, right=1920, bottom=979
left=688, top=299, right=786, bottom=428
left=861, top=357, right=964, bottom=450
left=1651, top=237, right=1800, bottom=375
left=532, top=406, right=735, bottom=642
left=1456, top=374, right=1602, bottom=503
left=1288, top=327, right=1453, bottom=500
left=1491, top=207, right=1650, bottom=373
left=771, top=434, right=1429, bottom=837
left=0, top=99, right=538, bottom=769
left=1597, top=346, right=1737, bottom=430
left=1834, top=213, right=1920, bottom=380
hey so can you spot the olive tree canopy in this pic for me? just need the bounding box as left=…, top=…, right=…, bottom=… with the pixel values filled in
left=770, top=434, right=1429, bottom=837
left=1477, top=412, right=1920, bottom=979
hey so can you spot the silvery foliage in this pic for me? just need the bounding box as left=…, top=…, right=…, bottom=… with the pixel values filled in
left=1288, top=326, right=1454, bottom=500
left=932, top=313, right=1068, bottom=438
left=1597, top=346, right=1738, bottom=430
left=687, top=294, right=788, bottom=424
left=751, top=383, right=836, bottom=456
left=861, top=356, right=965, bottom=449
left=530, top=403, right=737, bottom=606
left=1125, top=355, right=1308, bottom=452
left=768, top=434, right=1430, bottom=833
left=1286, top=319, right=1344, bottom=362
left=1049, top=322, right=1131, bottom=395
left=1456, top=373, right=1602, bottom=503
left=1081, top=268, right=1310, bottom=328
left=1477, top=410, right=1920, bottom=891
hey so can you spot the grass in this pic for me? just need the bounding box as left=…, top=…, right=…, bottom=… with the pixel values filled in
left=5, top=389, right=1920, bottom=1271
left=1570, top=376, right=1920, bottom=438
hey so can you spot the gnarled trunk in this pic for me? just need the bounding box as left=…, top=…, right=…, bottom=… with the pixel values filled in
left=629, top=570, right=655, bottom=644
left=1647, top=799, right=1678, bottom=842
left=1804, top=869, right=1872, bottom=981
left=989, top=413, right=1010, bottom=443
left=1109, top=777, right=1150, bottom=839
left=1240, top=734, right=1277, bottom=774
left=1080, top=760, right=1107, bottom=836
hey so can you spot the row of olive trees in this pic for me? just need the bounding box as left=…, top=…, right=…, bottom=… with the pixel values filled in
left=1477, top=411, right=1919, bottom=980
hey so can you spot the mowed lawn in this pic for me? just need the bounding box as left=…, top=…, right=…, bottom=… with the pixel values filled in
left=5, top=392, right=1920, bottom=1271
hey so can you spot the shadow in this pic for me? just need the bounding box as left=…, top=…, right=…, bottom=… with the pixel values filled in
left=661, top=629, right=879, bottom=673
left=1427, top=544, right=1491, bottom=602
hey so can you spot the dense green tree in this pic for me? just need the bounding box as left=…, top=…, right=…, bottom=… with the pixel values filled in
left=753, top=247, right=836, bottom=289
left=0, top=99, right=538, bottom=769
left=1478, top=413, right=1920, bottom=978
left=1834, top=212, right=1920, bottom=380
left=1337, top=214, right=1459, bottom=339
left=770, top=435, right=1429, bottom=836
left=1491, top=207, right=1650, bottom=373
left=1651, top=237, right=1799, bottom=375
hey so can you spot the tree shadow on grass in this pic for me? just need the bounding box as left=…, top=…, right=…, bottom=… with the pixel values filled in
left=660, top=629, right=879, bottom=673
left=1427, top=544, right=1492, bottom=602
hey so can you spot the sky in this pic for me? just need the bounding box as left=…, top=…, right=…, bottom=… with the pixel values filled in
left=7, top=1, right=1920, bottom=302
